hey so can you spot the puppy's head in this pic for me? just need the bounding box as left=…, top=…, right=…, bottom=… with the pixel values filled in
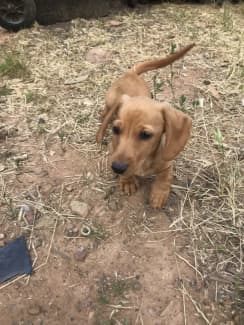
left=111, top=96, right=192, bottom=176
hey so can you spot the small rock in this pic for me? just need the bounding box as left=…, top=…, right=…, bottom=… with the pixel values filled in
left=74, top=246, right=88, bottom=262
left=37, top=113, right=48, bottom=124
left=37, top=117, right=46, bottom=124
left=66, top=224, right=75, bottom=237
left=28, top=305, right=41, bottom=316
left=198, top=98, right=204, bottom=108
left=86, top=172, right=94, bottom=180
left=70, top=201, right=89, bottom=218
left=0, top=233, right=5, bottom=240
left=203, top=80, right=211, bottom=85
left=66, top=185, right=73, bottom=192
left=105, top=20, right=123, bottom=27
left=72, top=227, right=79, bottom=235
left=85, top=48, right=110, bottom=64
left=83, top=98, right=93, bottom=106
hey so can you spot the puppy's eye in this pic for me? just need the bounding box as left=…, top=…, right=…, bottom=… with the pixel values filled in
left=112, top=126, right=121, bottom=135
left=139, top=130, right=153, bottom=140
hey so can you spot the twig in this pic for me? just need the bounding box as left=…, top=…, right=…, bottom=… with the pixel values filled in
left=175, top=253, right=204, bottom=280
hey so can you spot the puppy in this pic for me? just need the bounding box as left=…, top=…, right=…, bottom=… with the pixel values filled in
left=96, top=44, right=194, bottom=208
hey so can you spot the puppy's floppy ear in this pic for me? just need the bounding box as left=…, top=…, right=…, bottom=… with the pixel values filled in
left=96, top=95, right=132, bottom=143
left=159, top=103, right=192, bottom=161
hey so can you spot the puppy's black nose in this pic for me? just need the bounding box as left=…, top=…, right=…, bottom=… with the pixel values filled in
left=111, top=162, right=128, bottom=174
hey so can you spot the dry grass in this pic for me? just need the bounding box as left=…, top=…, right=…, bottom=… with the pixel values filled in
left=0, top=1, right=244, bottom=323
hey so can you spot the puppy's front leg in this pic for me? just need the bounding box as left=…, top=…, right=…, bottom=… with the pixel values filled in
left=120, top=176, right=138, bottom=195
left=150, top=165, right=173, bottom=209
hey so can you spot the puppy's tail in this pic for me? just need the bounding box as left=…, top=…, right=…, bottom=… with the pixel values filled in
left=130, top=43, right=195, bottom=75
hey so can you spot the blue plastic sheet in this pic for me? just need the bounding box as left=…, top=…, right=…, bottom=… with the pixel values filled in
left=0, top=236, right=32, bottom=283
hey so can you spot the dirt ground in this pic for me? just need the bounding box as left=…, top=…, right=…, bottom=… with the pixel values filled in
left=0, top=2, right=243, bottom=325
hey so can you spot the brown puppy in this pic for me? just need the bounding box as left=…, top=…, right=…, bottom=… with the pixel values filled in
left=96, top=44, right=194, bottom=208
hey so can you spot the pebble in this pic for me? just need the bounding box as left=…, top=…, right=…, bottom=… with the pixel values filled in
left=0, top=233, right=5, bottom=240
left=203, top=79, right=211, bottom=85
left=74, top=246, right=88, bottom=262
left=105, top=20, right=123, bottom=27
left=66, top=224, right=75, bottom=237
left=70, top=200, right=89, bottom=218
left=66, top=185, right=73, bottom=192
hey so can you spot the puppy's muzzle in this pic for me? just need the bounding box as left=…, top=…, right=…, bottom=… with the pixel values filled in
left=111, top=161, right=128, bottom=174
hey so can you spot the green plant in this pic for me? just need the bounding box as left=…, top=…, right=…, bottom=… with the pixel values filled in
left=97, top=274, right=140, bottom=305
left=214, top=128, right=224, bottom=153
left=25, top=90, right=35, bottom=103
left=174, top=95, right=188, bottom=112
left=0, top=54, right=29, bottom=79
left=192, top=98, right=200, bottom=109
left=0, top=86, right=12, bottom=96
left=179, top=95, right=187, bottom=111
left=89, top=223, right=107, bottom=242
left=152, top=73, right=164, bottom=99
left=167, top=43, right=177, bottom=100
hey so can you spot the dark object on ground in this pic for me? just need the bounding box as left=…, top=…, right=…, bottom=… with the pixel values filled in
left=0, top=0, right=111, bottom=31
left=0, top=236, right=32, bottom=283
left=0, top=1, right=242, bottom=32
left=35, top=0, right=110, bottom=26
left=122, top=0, right=150, bottom=8
left=0, top=0, right=36, bottom=32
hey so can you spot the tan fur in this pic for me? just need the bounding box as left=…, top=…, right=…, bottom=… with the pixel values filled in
left=96, top=44, right=194, bottom=208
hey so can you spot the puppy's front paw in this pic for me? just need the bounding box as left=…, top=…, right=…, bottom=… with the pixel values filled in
left=150, top=190, right=169, bottom=209
left=120, top=177, right=138, bottom=195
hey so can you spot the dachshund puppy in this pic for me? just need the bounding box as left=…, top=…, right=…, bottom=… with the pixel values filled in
left=96, top=44, right=194, bottom=208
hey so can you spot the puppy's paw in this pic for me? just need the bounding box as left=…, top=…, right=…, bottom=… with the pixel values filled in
left=150, top=190, right=169, bottom=209
left=120, top=177, right=138, bottom=195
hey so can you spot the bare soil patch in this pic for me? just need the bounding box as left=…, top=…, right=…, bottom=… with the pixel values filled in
left=0, top=2, right=243, bottom=325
